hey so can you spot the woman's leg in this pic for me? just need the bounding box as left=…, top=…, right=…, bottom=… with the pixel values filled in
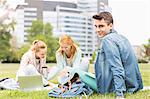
left=24, top=64, right=40, bottom=75
left=75, top=69, right=98, bottom=92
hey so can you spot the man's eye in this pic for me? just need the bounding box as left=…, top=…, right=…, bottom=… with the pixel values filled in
left=98, top=25, right=104, bottom=28
left=95, top=25, right=104, bottom=28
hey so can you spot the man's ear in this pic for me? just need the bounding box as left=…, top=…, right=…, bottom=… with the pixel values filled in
left=109, top=23, right=113, bottom=29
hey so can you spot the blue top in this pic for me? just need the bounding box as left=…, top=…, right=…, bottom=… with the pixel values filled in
left=47, top=47, right=89, bottom=80
left=56, top=47, right=82, bottom=70
left=94, top=30, right=143, bottom=96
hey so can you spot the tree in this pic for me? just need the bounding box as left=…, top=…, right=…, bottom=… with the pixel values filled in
left=0, top=0, right=19, bottom=62
left=0, top=23, right=12, bottom=62
left=145, top=39, right=150, bottom=56
left=27, top=20, right=59, bottom=62
left=143, top=38, right=150, bottom=63
left=8, top=35, right=20, bottom=63
left=18, top=43, right=30, bottom=60
left=0, top=0, right=12, bottom=23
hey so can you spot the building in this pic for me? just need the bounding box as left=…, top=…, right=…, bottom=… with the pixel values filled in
left=13, top=0, right=108, bottom=57
left=77, top=0, right=108, bottom=13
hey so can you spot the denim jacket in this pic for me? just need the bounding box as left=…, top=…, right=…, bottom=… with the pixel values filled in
left=94, top=30, right=143, bottom=96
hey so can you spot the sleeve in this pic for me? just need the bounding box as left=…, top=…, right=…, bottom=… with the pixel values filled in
left=19, top=52, right=30, bottom=69
left=41, top=57, right=46, bottom=67
left=103, top=39, right=126, bottom=97
left=56, top=52, right=64, bottom=70
left=72, top=48, right=82, bottom=67
left=46, top=52, right=64, bottom=79
left=16, top=51, right=31, bottom=81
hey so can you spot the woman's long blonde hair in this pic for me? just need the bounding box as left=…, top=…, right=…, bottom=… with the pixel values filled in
left=31, top=40, right=47, bottom=53
left=57, top=35, right=78, bottom=59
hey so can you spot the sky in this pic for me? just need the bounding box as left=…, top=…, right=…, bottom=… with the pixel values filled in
left=2, top=0, right=150, bottom=45
left=109, top=0, right=150, bottom=45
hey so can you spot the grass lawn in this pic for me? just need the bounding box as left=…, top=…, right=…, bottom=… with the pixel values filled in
left=0, top=63, right=150, bottom=99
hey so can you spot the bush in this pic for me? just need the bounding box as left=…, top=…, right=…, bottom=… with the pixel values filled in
left=138, top=59, right=148, bottom=63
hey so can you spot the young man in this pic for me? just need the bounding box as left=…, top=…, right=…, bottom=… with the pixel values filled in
left=92, top=12, right=143, bottom=98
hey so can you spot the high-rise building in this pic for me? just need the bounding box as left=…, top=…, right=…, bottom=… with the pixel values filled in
left=77, top=0, right=97, bottom=13
left=13, top=0, right=108, bottom=57
left=77, top=0, right=109, bottom=52
left=77, top=0, right=108, bottom=13
left=42, top=2, right=94, bottom=57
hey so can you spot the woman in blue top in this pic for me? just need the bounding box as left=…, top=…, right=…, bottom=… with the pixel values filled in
left=47, top=34, right=89, bottom=81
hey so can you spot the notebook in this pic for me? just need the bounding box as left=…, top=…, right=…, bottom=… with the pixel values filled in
left=18, top=75, right=44, bottom=91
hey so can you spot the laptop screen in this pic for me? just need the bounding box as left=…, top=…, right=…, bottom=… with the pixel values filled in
left=18, top=75, right=43, bottom=91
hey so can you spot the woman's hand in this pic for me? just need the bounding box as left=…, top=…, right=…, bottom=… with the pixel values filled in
left=59, top=67, right=69, bottom=76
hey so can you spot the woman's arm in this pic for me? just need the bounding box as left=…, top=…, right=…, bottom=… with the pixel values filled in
left=19, top=51, right=31, bottom=69
left=72, top=48, right=82, bottom=67
left=47, top=52, right=64, bottom=80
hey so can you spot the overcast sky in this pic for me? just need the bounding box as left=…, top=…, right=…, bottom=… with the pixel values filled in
left=5, top=0, right=150, bottom=45
left=109, top=0, right=150, bottom=45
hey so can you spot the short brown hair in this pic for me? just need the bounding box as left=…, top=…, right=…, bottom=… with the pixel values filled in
left=92, top=12, right=113, bottom=25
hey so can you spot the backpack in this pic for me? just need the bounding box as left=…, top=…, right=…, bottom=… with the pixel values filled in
left=48, top=73, right=93, bottom=98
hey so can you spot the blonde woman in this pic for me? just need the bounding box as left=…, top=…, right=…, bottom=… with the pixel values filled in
left=16, top=40, right=51, bottom=85
left=48, top=35, right=89, bottom=82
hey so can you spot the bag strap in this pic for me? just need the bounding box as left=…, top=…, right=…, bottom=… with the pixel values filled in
left=0, top=78, right=9, bottom=82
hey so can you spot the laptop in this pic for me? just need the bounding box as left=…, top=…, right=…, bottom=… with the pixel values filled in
left=18, top=75, right=44, bottom=91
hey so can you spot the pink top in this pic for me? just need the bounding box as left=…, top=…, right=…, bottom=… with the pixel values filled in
left=19, top=50, right=46, bottom=74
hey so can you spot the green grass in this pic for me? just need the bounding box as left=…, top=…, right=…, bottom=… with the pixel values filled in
left=0, top=63, right=150, bottom=99
left=138, top=64, right=150, bottom=86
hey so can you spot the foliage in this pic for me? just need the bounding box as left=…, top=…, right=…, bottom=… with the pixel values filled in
left=143, top=38, right=150, bottom=62
left=0, top=0, right=18, bottom=62
left=0, top=22, right=14, bottom=62
left=90, top=50, right=96, bottom=64
left=27, top=20, right=59, bottom=62
left=0, top=0, right=7, bottom=23
left=0, top=0, right=6, bottom=6
left=144, top=38, right=150, bottom=52
left=144, top=38, right=150, bottom=48
left=138, top=59, right=148, bottom=63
